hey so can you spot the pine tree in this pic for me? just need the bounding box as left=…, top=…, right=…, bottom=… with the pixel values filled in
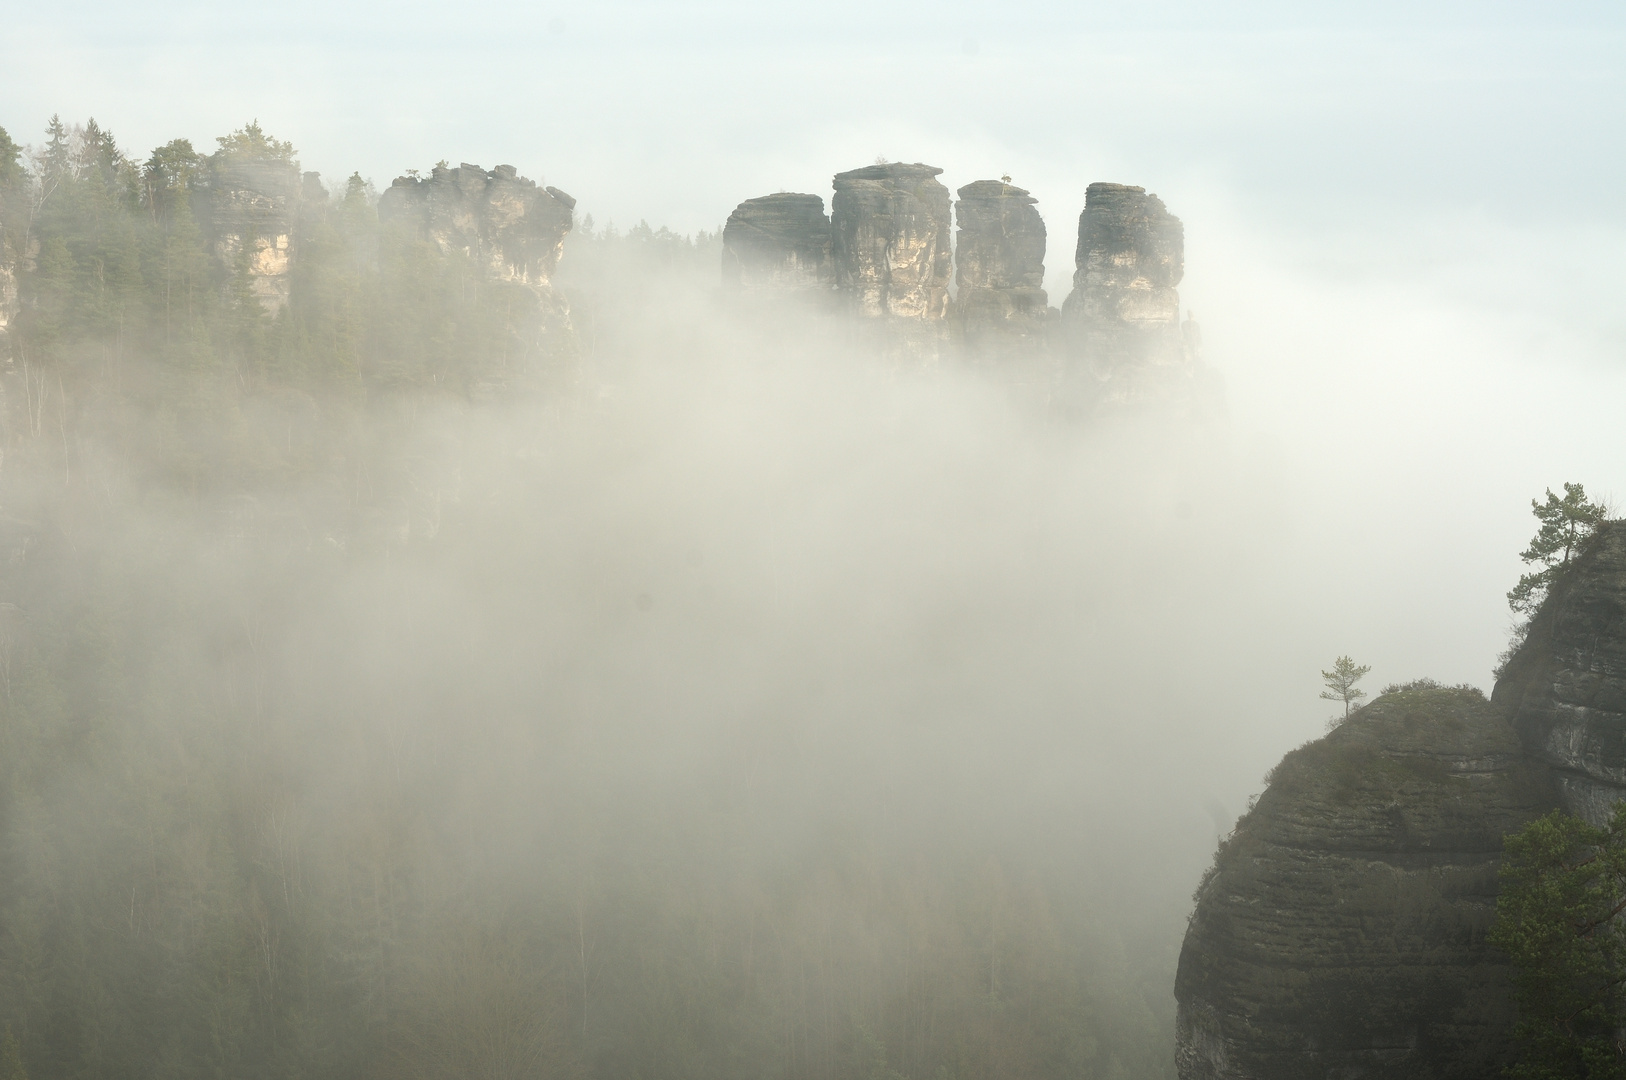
left=1319, top=656, right=1371, bottom=720
left=1508, top=483, right=1610, bottom=614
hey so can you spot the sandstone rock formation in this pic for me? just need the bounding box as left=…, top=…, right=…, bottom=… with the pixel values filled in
left=953, top=180, right=1048, bottom=359
left=1494, top=521, right=1626, bottom=824
left=1061, top=182, right=1190, bottom=404
left=1176, top=684, right=1559, bottom=1080
left=830, top=163, right=952, bottom=323
left=721, top=193, right=833, bottom=296
left=379, top=163, right=576, bottom=290
left=205, top=154, right=302, bottom=313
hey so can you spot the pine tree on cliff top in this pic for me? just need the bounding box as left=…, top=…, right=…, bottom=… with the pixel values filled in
left=1319, top=656, right=1370, bottom=720
left=1508, top=482, right=1609, bottom=614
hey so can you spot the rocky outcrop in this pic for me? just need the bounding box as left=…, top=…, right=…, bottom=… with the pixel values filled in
left=1175, top=684, right=1559, bottom=1080
left=721, top=193, right=833, bottom=297
left=830, top=163, right=952, bottom=324
left=1493, top=522, right=1626, bottom=825
left=379, top=163, right=576, bottom=289
left=1061, top=183, right=1191, bottom=404
left=953, top=180, right=1048, bottom=359
left=205, top=155, right=302, bottom=313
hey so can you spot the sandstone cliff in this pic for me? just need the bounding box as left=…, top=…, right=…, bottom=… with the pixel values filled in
left=721, top=193, right=833, bottom=298
left=1061, top=182, right=1191, bottom=405
left=1175, top=684, right=1558, bottom=1080
left=953, top=179, right=1049, bottom=360
left=1494, top=522, right=1626, bottom=824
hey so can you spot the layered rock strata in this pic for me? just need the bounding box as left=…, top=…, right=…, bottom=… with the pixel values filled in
left=1176, top=684, right=1558, bottom=1080
left=721, top=193, right=833, bottom=296
left=1493, top=521, right=1626, bottom=824
left=379, top=163, right=576, bottom=289
left=204, top=155, right=302, bottom=313
left=830, top=163, right=952, bottom=323
left=953, top=180, right=1049, bottom=359
left=1061, top=182, right=1191, bottom=404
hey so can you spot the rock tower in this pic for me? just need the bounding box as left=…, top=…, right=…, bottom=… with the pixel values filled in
left=721, top=193, right=833, bottom=298
left=953, top=179, right=1048, bottom=358
left=1061, top=183, right=1191, bottom=403
left=830, top=163, right=953, bottom=323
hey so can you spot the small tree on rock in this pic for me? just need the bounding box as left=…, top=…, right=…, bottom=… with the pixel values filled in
left=1319, top=656, right=1371, bottom=721
left=1508, top=482, right=1609, bottom=614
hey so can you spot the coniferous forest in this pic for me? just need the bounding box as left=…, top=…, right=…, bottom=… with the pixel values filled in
left=0, top=118, right=1181, bottom=1080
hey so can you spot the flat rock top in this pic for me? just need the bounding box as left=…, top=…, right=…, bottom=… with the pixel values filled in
left=833, top=162, right=944, bottom=183
left=956, top=179, right=1036, bottom=203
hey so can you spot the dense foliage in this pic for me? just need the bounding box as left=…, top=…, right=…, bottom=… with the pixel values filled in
left=1492, top=806, right=1626, bottom=1080
left=0, top=117, right=1175, bottom=1080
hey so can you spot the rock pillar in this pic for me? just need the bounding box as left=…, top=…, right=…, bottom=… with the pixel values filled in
left=721, top=193, right=833, bottom=297
left=1061, top=182, right=1189, bottom=403
left=953, top=179, right=1048, bottom=359
left=830, top=163, right=952, bottom=323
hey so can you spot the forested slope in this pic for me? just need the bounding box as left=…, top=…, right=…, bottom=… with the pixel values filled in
left=0, top=118, right=1177, bottom=1080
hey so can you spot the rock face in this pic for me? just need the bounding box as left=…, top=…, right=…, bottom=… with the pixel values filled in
left=830, top=163, right=952, bottom=323
left=721, top=193, right=833, bottom=296
left=1061, top=182, right=1190, bottom=403
left=953, top=180, right=1048, bottom=358
left=1494, top=522, right=1626, bottom=825
left=205, top=155, right=303, bottom=313
left=1175, top=684, right=1559, bottom=1080
left=378, top=163, right=576, bottom=289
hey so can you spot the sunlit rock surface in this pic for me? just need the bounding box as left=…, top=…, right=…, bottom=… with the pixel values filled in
left=953, top=179, right=1049, bottom=361
left=204, top=155, right=302, bottom=313
left=379, top=162, right=576, bottom=289
left=1175, top=685, right=1558, bottom=1080
left=1061, top=182, right=1191, bottom=404
left=1494, top=521, right=1626, bottom=824
left=721, top=193, right=833, bottom=298
left=831, top=163, right=952, bottom=325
